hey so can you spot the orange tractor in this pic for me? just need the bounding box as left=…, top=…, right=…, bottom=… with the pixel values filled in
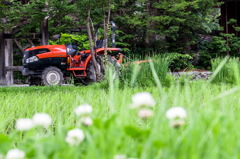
left=22, top=22, right=125, bottom=86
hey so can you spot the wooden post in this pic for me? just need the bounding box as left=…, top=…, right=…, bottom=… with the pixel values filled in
left=0, top=32, right=6, bottom=85
left=5, top=35, right=13, bottom=85
left=40, top=19, right=49, bottom=45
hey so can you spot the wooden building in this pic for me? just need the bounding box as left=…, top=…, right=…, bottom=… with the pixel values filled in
left=221, top=0, right=240, bottom=36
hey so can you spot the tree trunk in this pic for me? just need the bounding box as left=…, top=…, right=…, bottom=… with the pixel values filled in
left=90, top=18, right=96, bottom=51
left=103, top=2, right=107, bottom=62
left=103, top=0, right=111, bottom=63
left=86, top=2, right=99, bottom=81
left=107, top=0, right=111, bottom=24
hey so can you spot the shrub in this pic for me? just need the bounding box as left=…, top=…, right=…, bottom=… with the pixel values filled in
left=49, top=33, right=90, bottom=49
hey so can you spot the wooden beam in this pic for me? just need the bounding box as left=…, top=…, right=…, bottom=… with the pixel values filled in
left=6, top=66, right=23, bottom=72
left=0, top=32, right=6, bottom=84
left=22, top=43, right=31, bottom=51
left=14, top=39, right=24, bottom=54
left=27, top=38, right=34, bottom=46
left=4, top=33, right=41, bottom=39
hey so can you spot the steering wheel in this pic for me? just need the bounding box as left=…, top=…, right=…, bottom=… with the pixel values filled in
left=71, top=39, right=83, bottom=48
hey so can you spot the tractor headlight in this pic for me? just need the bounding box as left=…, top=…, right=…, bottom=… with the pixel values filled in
left=26, top=56, right=39, bottom=63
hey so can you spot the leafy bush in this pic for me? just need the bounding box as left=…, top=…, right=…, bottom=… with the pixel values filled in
left=49, top=33, right=90, bottom=49
left=166, top=53, right=193, bottom=71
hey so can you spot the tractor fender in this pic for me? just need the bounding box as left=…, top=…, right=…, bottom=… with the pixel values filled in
left=84, top=54, right=93, bottom=69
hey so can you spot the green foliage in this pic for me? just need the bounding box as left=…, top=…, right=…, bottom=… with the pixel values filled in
left=115, top=30, right=131, bottom=53
left=196, top=51, right=212, bottom=69
left=227, top=18, right=237, bottom=25
left=113, top=0, right=221, bottom=57
left=234, top=27, right=240, bottom=32
left=49, top=33, right=90, bottom=49
left=167, top=53, right=193, bottom=70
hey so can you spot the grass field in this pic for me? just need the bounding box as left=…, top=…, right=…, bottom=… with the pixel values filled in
left=1, top=79, right=240, bottom=159
left=1, top=58, right=240, bottom=159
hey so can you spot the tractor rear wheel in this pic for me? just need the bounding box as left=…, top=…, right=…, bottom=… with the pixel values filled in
left=41, top=67, right=63, bottom=86
left=80, top=60, right=101, bottom=86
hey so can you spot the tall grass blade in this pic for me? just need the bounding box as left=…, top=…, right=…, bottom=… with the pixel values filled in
left=149, top=59, right=164, bottom=95
left=130, top=63, right=139, bottom=87
left=209, top=56, right=229, bottom=83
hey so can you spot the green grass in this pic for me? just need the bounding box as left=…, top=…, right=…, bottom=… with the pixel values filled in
left=0, top=80, right=240, bottom=158
left=1, top=57, right=240, bottom=158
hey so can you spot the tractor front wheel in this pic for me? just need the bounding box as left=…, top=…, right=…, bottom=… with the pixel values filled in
left=41, top=67, right=63, bottom=86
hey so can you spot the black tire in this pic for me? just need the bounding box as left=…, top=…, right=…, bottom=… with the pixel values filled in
left=41, top=67, right=63, bottom=86
left=28, top=76, right=42, bottom=86
left=80, top=60, right=101, bottom=86
left=73, top=78, right=84, bottom=86
left=98, top=55, right=121, bottom=80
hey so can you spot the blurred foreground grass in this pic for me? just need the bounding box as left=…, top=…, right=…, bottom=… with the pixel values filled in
left=0, top=79, right=240, bottom=158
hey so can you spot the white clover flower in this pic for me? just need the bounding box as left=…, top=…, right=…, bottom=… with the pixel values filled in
left=65, top=128, right=85, bottom=146
left=170, top=119, right=186, bottom=128
left=138, top=109, right=153, bottom=118
left=81, top=116, right=93, bottom=126
left=131, top=92, right=156, bottom=109
left=6, top=148, right=25, bottom=159
left=166, top=107, right=187, bottom=120
left=32, top=113, right=52, bottom=128
left=74, top=104, right=92, bottom=116
left=15, top=118, right=34, bottom=131
left=114, top=154, right=127, bottom=159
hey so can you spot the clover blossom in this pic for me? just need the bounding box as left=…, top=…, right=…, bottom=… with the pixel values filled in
left=114, top=154, right=127, bottom=159
left=65, top=128, right=85, bottom=146
left=166, top=107, right=187, bottom=120
left=166, top=107, right=187, bottom=128
left=75, top=104, right=92, bottom=116
left=138, top=109, right=153, bottom=118
left=32, top=113, right=52, bottom=128
left=15, top=118, right=34, bottom=131
left=6, top=148, right=25, bottom=159
left=131, top=92, right=156, bottom=109
left=81, top=116, right=93, bottom=126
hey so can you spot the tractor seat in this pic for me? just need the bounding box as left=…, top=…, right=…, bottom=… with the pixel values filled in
left=96, top=39, right=104, bottom=48
left=65, top=43, right=77, bottom=57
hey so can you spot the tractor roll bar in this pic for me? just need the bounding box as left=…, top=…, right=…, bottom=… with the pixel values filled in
left=95, top=21, right=116, bottom=48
